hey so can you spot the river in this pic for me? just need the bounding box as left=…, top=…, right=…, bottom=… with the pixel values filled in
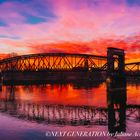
left=0, top=80, right=139, bottom=140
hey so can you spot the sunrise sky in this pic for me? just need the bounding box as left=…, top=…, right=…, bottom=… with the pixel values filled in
left=0, top=0, right=140, bottom=62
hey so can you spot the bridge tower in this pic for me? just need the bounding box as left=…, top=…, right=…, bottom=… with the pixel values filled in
left=107, top=47, right=125, bottom=76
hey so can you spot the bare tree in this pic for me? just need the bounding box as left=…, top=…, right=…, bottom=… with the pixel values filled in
left=7, top=52, right=18, bottom=58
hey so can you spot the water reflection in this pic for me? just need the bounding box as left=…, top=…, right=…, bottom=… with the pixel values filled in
left=107, top=76, right=127, bottom=134
left=0, top=79, right=139, bottom=135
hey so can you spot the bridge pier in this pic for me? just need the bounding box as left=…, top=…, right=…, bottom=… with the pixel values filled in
left=107, top=47, right=125, bottom=76
left=106, top=47, right=126, bottom=88
left=106, top=48, right=127, bottom=134
left=107, top=47, right=126, bottom=83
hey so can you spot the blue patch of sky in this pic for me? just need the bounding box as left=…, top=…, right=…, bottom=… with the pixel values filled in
left=25, top=14, right=46, bottom=24
left=0, top=35, right=20, bottom=39
left=0, top=0, right=56, bottom=23
left=19, top=0, right=56, bottom=24
left=0, top=0, right=6, bottom=4
left=70, top=0, right=140, bottom=10
left=29, top=0, right=56, bottom=19
left=70, top=0, right=122, bottom=10
left=126, top=0, right=140, bottom=6
left=0, top=21, right=7, bottom=26
left=0, top=0, right=31, bottom=4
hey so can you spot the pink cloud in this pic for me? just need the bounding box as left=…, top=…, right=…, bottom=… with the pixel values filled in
left=0, top=0, right=139, bottom=63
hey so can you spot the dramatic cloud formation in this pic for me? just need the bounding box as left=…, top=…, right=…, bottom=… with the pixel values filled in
left=0, top=0, right=140, bottom=62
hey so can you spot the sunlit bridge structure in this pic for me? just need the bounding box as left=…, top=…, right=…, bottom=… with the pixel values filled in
left=0, top=48, right=140, bottom=83
left=125, top=62, right=140, bottom=76
left=0, top=53, right=107, bottom=71
left=0, top=53, right=107, bottom=83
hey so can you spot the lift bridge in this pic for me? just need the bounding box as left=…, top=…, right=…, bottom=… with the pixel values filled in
left=0, top=48, right=139, bottom=82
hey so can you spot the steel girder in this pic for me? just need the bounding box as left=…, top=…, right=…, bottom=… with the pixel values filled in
left=0, top=53, right=107, bottom=72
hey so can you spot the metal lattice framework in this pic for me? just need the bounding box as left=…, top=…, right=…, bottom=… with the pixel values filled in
left=125, top=62, right=140, bottom=71
left=125, top=62, right=140, bottom=75
left=0, top=53, right=107, bottom=72
left=0, top=53, right=140, bottom=74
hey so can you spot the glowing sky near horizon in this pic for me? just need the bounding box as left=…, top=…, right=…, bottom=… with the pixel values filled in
left=0, top=0, right=140, bottom=61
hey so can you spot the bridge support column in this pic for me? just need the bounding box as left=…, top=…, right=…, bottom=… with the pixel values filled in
left=107, top=47, right=125, bottom=76
left=106, top=48, right=127, bottom=133
left=107, top=47, right=126, bottom=83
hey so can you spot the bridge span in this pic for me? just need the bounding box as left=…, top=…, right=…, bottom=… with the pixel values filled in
left=0, top=48, right=139, bottom=83
left=0, top=53, right=107, bottom=72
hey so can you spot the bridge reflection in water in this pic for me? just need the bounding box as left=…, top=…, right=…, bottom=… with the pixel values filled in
left=0, top=80, right=140, bottom=135
left=107, top=76, right=127, bottom=134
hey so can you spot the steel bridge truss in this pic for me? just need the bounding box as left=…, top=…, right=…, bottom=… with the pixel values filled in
left=125, top=62, right=140, bottom=75
left=125, top=62, right=140, bottom=71
left=0, top=53, right=107, bottom=72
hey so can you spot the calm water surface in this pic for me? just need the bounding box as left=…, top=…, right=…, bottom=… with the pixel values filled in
left=0, top=81, right=139, bottom=140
